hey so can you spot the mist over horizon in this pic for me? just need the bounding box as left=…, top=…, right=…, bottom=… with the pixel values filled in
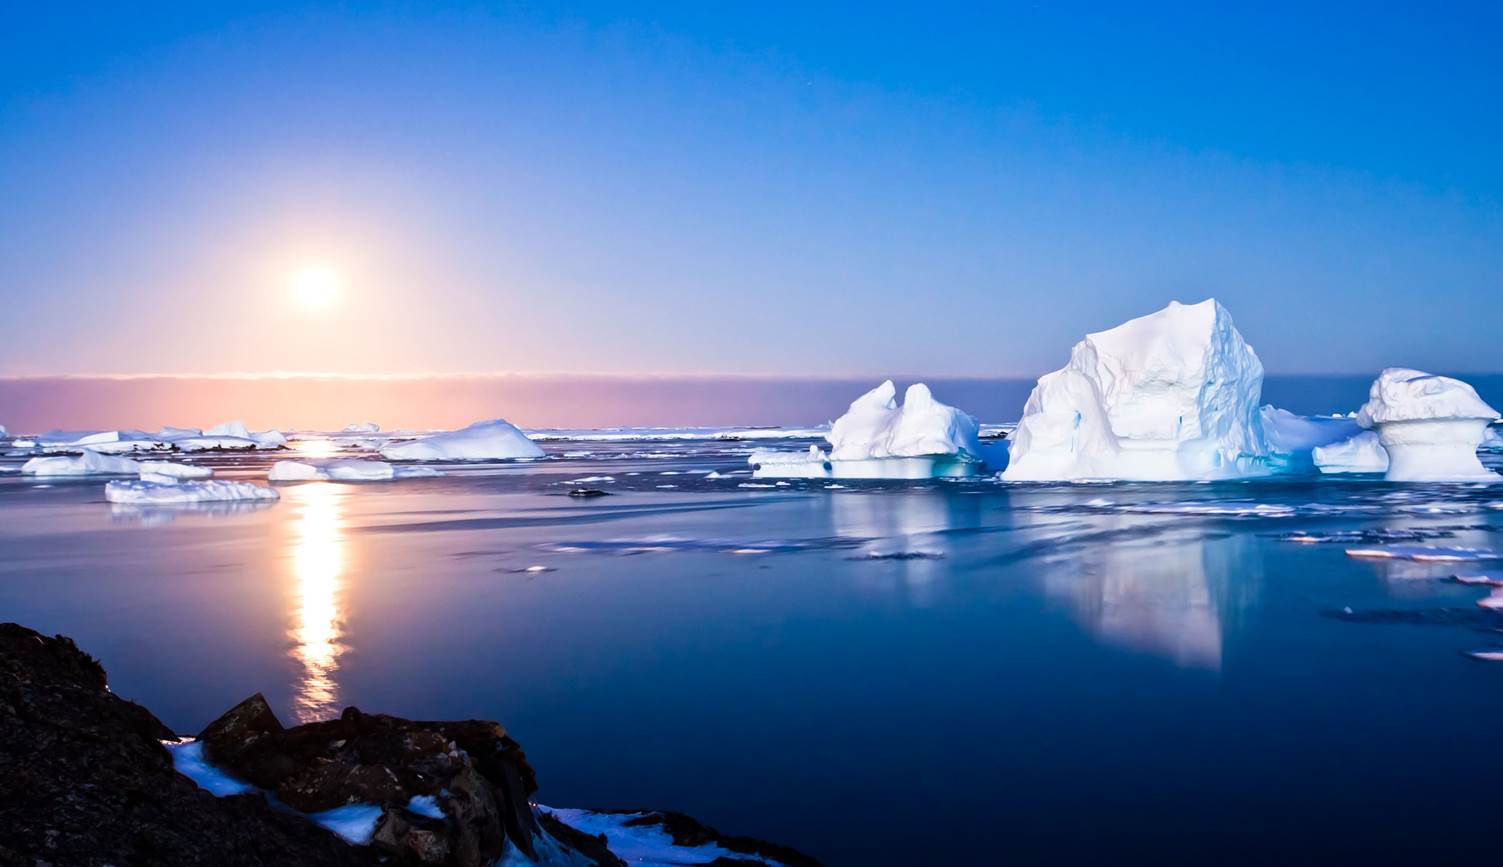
left=6, top=372, right=1500, bottom=434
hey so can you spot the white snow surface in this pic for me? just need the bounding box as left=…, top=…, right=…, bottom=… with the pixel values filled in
left=379, top=418, right=545, bottom=461
left=1311, top=431, right=1390, bottom=474
left=104, top=479, right=280, bottom=505
left=22, top=451, right=141, bottom=476
left=1003, top=299, right=1270, bottom=481
left=269, top=459, right=441, bottom=481
left=1353, top=369, right=1499, bottom=482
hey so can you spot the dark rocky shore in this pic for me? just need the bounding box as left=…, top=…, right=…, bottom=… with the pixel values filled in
left=0, top=623, right=818, bottom=866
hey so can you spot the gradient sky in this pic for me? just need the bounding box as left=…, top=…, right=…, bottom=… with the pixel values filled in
left=2, top=2, right=1500, bottom=378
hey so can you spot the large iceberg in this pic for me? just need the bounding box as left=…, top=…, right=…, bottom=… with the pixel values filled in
left=104, top=478, right=281, bottom=505
left=1002, top=299, right=1270, bottom=481
left=268, top=459, right=442, bottom=481
left=378, top=419, right=545, bottom=462
left=749, top=381, right=983, bottom=479
left=1355, top=368, right=1499, bottom=482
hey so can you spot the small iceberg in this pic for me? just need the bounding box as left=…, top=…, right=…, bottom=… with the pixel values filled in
left=378, top=418, right=544, bottom=461
left=22, top=451, right=141, bottom=476
left=268, top=459, right=442, bottom=481
left=137, top=461, right=214, bottom=480
left=104, top=478, right=280, bottom=505
left=750, top=381, right=983, bottom=479
left=1003, top=299, right=1271, bottom=481
left=342, top=421, right=381, bottom=434
left=1355, top=369, right=1499, bottom=482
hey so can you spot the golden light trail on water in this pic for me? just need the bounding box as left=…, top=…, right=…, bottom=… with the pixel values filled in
left=288, top=482, right=347, bottom=722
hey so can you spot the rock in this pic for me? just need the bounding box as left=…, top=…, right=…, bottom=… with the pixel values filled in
left=0, top=623, right=372, bottom=865
left=198, top=702, right=578, bottom=865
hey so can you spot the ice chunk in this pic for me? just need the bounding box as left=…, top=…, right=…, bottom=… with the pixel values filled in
left=1311, top=431, right=1390, bottom=474
left=104, top=479, right=280, bottom=504
left=203, top=420, right=253, bottom=439
left=379, top=418, right=544, bottom=461
left=268, top=459, right=441, bottom=481
left=1355, top=369, right=1500, bottom=482
left=405, top=794, right=444, bottom=819
left=1003, top=299, right=1270, bottom=481
left=137, top=461, right=214, bottom=480
left=544, top=808, right=782, bottom=866
left=54, top=430, right=176, bottom=455
left=22, top=451, right=141, bottom=476
left=343, top=422, right=381, bottom=433
left=171, top=435, right=258, bottom=452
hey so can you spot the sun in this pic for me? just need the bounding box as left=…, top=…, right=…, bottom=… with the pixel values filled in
left=290, top=265, right=342, bottom=312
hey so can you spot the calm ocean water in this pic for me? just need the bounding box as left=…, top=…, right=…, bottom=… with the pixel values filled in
left=3, top=423, right=1503, bottom=864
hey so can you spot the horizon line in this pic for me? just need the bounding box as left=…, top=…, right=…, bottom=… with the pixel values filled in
left=1, top=369, right=1494, bottom=382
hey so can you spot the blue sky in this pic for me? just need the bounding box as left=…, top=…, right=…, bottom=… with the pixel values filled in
left=1, top=2, right=1500, bottom=377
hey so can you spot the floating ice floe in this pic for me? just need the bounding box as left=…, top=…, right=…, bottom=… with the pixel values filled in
left=1355, top=369, right=1500, bottom=482
left=268, top=459, right=442, bottom=481
left=21, top=451, right=141, bottom=476
left=104, top=479, right=280, bottom=505
left=342, top=421, right=380, bottom=433
left=750, top=381, right=983, bottom=479
left=1345, top=545, right=1500, bottom=562
left=1003, top=299, right=1271, bottom=481
left=379, top=418, right=545, bottom=461
left=1311, top=430, right=1390, bottom=474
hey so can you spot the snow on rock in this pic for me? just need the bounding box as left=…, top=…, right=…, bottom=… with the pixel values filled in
left=104, top=479, right=280, bottom=505
left=137, top=461, right=213, bottom=480
left=378, top=418, right=544, bottom=461
left=22, top=452, right=141, bottom=476
left=268, top=459, right=442, bottom=481
left=1356, top=369, right=1500, bottom=482
left=342, top=422, right=380, bottom=433
left=751, top=381, right=983, bottom=479
left=1311, top=431, right=1390, bottom=474
left=1003, top=299, right=1270, bottom=481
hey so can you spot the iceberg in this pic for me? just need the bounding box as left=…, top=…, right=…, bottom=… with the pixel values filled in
left=137, top=461, right=214, bottom=480
left=1311, top=431, right=1389, bottom=474
left=22, top=452, right=141, bottom=476
left=750, top=381, right=983, bottom=479
left=342, top=422, right=380, bottom=433
left=1002, top=299, right=1270, bottom=481
left=1355, top=369, right=1500, bottom=482
left=378, top=418, right=544, bottom=462
left=268, top=459, right=442, bottom=481
left=103, top=478, right=280, bottom=505
left=199, top=421, right=287, bottom=450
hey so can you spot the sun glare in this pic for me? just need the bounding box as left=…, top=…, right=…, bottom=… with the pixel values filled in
left=290, top=265, right=342, bottom=312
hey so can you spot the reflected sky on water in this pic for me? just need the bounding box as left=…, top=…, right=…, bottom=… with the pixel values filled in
left=2, top=440, right=1502, bottom=864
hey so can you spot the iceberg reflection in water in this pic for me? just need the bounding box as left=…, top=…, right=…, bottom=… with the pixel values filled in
left=287, top=483, right=348, bottom=723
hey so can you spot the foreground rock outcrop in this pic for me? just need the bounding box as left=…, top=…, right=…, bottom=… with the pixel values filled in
left=0, top=623, right=817, bottom=866
left=0, top=623, right=370, bottom=866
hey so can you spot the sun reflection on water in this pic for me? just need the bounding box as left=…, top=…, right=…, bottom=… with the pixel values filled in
left=288, top=483, right=347, bottom=722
